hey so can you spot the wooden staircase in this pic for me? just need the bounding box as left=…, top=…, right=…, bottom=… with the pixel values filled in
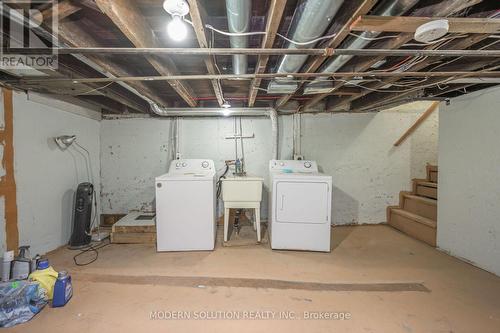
left=387, top=165, right=438, bottom=246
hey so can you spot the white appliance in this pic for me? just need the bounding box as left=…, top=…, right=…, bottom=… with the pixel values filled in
left=269, top=160, right=332, bottom=252
left=155, top=159, right=216, bottom=251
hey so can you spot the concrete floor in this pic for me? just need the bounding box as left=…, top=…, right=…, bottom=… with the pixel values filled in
left=7, top=225, right=500, bottom=332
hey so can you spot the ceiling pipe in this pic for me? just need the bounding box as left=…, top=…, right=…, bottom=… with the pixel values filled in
left=226, top=0, right=251, bottom=75
left=9, top=48, right=500, bottom=58
left=303, top=0, right=420, bottom=94
left=150, top=104, right=279, bottom=159
left=267, top=0, right=344, bottom=94
left=150, top=103, right=273, bottom=117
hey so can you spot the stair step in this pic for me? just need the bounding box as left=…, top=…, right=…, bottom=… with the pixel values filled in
left=413, top=180, right=438, bottom=199
left=402, top=194, right=437, bottom=221
left=426, top=165, right=438, bottom=183
left=388, top=208, right=437, bottom=247
left=416, top=181, right=437, bottom=188
left=391, top=208, right=436, bottom=228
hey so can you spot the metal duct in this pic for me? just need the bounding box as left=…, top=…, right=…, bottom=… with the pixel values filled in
left=151, top=104, right=279, bottom=159
left=267, top=0, right=344, bottom=94
left=226, top=0, right=252, bottom=75
left=303, top=0, right=420, bottom=95
left=150, top=103, right=273, bottom=117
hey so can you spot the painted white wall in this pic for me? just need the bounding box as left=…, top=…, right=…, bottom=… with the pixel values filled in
left=12, top=91, right=101, bottom=255
left=101, top=102, right=437, bottom=224
left=300, top=101, right=438, bottom=225
left=438, top=86, right=500, bottom=276
left=100, top=116, right=293, bottom=218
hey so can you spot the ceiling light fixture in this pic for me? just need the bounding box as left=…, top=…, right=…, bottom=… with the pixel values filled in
left=414, top=19, right=449, bottom=43
left=163, top=0, right=190, bottom=42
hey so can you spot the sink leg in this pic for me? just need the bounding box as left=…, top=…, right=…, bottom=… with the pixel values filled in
left=255, top=207, right=261, bottom=243
left=224, top=208, right=230, bottom=242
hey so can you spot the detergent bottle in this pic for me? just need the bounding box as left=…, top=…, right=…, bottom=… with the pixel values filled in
left=52, top=271, right=73, bottom=307
left=28, top=259, right=58, bottom=300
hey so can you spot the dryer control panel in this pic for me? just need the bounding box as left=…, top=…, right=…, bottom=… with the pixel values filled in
left=269, top=160, right=319, bottom=173
left=169, top=159, right=215, bottom=174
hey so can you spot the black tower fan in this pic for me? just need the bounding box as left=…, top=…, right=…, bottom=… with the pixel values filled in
left=69, top=182, right=94, bottom=249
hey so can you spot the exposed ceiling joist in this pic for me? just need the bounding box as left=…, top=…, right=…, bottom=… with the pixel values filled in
left=275, top=0, right=379, bottom=108
left=326, top=32, right=492, bottom=111
left=94, top=0, right=198, bottom=107
left=33, top=0, right=82, bottom=22
left=352, top=60, right=500, bottom=112
left=57, top=19, right=170, bottom=107
left=186, top=0, right=225, bottom=107
left=351, top=16, right=500, bottom=34
left=248, top=0, right=287, bottom=107
left=302, top=0, right=484, bottom=110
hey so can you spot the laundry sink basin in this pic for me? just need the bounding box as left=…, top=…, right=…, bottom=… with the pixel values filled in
left=222, top=176, right=263, bottom=202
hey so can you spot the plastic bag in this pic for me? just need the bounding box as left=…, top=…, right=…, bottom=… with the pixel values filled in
left=0, top=280, right=47, bottom=328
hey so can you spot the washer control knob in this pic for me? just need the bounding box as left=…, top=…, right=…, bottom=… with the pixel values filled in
left=279, top=162, right=285, bottom=166
left=304, top=161, right=312, bottom=168
left=201, top=161, right=209, bottom=168
left=176, top=162, right=181, bottom=167
left=182, top=162, right=187, bottom=167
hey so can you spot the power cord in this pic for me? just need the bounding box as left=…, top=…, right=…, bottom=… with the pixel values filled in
left=72, top=239, right=112, bottom=266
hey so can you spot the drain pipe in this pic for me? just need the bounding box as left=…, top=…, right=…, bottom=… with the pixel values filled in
left=269, top=108, right=279, bottom=160
left=150, top=103, right=279, bottom=159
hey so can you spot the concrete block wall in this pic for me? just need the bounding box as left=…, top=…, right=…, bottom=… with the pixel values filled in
left=100, top=101, right=438, bottom=224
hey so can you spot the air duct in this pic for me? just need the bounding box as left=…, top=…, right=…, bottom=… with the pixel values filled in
left=303, top=0, right=419, bottom=95
left=267, top=0, right=344, bottom=94
left=226, top=0, right=251, bottom=75
left=150, top=104, right=279, bottom=159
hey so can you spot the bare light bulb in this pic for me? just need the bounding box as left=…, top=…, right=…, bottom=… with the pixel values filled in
left=168, top=15, right=187, bottom=41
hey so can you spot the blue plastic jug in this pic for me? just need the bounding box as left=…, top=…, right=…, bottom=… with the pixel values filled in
left=52, top=271, right=72, bottom=307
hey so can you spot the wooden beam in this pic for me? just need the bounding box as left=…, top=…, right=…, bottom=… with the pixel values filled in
left=353, top=59, right=500, bottom=112
left=0, top=89, right=19, bottom=252
left=276, top=0, right=378, bottom=108
left=249, top=0, right=286, bottom=107
left=95, top=0, right=197, bottom=107
left=351, top=15, right=500, bottom=34
left=351, top=16, right=500, bottom=34
left=330, top=33, right=491, bottom=111
left=302, top=0, right=483, bottom=110
left=57, top=18, right=170, bottom=107
left=33, top=0, right=82, bottom=22
left=186, top=0, right=224, bottom=106
left=394, top=102, right=439, bottom=146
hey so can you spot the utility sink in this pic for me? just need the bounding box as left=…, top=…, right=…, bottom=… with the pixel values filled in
left=222, top=176, right=263, bottom=203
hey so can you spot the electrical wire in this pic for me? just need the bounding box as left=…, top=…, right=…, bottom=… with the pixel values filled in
left=72, top=239, right=111, bottom=266
left=185, top=19, right=338, bottom=46
left=79, top=82, right=114, bottom=95
left=216, top=164, right=230, bottom=199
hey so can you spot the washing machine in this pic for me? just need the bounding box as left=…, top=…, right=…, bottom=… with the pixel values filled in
left=269, top=160, right=332, bottom=252
left=155, top=159, right=216, bottom=251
